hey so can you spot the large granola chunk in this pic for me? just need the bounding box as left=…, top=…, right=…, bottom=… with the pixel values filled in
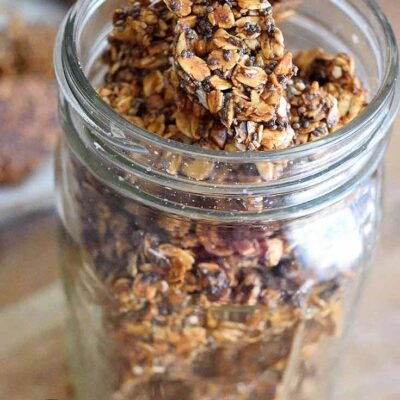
left=168, top=0, right=297, bottom=150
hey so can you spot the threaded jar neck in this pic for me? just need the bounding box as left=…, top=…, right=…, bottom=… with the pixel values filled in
left=55, top=0, right=400, bottom=220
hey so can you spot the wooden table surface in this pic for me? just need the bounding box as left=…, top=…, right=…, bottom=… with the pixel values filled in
left=1, top=1, right=399, bottom=399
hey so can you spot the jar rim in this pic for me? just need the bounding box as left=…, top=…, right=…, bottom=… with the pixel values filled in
left=55, top=0, right=400, bottom=220
left=56, top=0, right=399, bottom=163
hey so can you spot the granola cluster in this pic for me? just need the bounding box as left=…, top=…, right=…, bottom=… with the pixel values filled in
left=168, top=0, right=299, bottom=151
left=292, top=49, right=367, bottom=141
left=98, top=0, right=366, bottom=155
left=100, top=1, right=178, bottom=138
left=65, top=1, right=372, bottom=399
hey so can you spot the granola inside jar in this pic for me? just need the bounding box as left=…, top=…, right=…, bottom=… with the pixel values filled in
left=54, top=0, right=399, bottom=399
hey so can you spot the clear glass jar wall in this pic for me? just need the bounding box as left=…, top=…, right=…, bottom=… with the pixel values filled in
left=55, top=0, right=399, bottom=399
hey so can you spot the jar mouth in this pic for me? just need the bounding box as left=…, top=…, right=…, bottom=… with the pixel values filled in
left=56, top=0, right=399, bottom=163
left=55, top=0, right=400, bottom=219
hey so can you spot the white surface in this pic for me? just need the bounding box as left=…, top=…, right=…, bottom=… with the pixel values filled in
left=0, top=0, right=67, bottom=24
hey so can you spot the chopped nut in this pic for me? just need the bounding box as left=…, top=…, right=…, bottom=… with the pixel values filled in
left=208, top=4, right=235, bottom=29
left=181, top=158, right=215, bottom=180
left=207, top=90, right=224, bottom=113
left=210, top=123, right=228, bottom=148
left=265, top=238, right=284, bottom=267
left=238, top=0, right=272, bottom=11
left=261, top=126, right=295, bottom=150
left=209, top=75, right=232, bottom=90
left=275, top=52, right=294, bottom=75
left=207, top=49, right=239, bottom=71
left=178, top=54, right=211, bottom=81
left=232, top=65, right=268, bottom=88
left=164, top=0, right=193, bottom=17
left=159, top=244, right=195, bottom=286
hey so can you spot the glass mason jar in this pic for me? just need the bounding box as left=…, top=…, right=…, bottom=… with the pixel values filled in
left=54, top=1, right=399, bottom=399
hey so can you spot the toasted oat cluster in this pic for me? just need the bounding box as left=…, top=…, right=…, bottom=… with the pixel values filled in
left=292, top=49, right=367, bottom=141
left=98, top=0, right=367, bottom=154
left=167, top=0, right=298, bottom=150
left=100, top=1, right=184, bottom=141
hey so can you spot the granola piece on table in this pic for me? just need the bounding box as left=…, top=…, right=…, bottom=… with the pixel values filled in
left=0, top=20, right=58, bottom=184
left=0, top=77, right=58, bottom=184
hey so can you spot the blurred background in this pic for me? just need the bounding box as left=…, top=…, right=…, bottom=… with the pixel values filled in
left=0, top=0, right=398, bottom=399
